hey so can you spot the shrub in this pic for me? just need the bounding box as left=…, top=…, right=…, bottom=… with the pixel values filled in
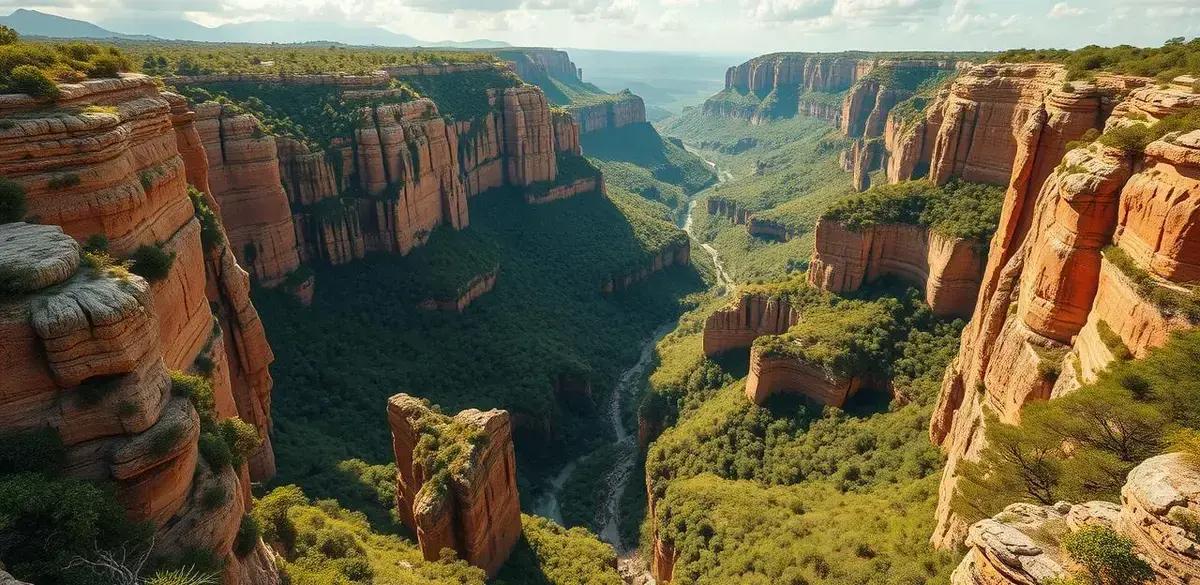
left=234, top=515, right=261, bottom=557
left=201, top=483, right=228, bottom=510
left=7, top=64, right=59, bottom=99
left=198, top=431, right=233, bottom=469
left=129, top=244, right=176, bottom=282
left=171, top=371, right=215, bottom=418
left=0, top=177, right=26, bottom=223
left=85, top=52, right=129, bottom=78
left=47, top=173, right=80, bottom=189
left=0, top=25, right=17, bottom=45
left=188, top=187, right=224, bottom=251
left=1097, top=320, right=1133, bottom=360
left=218, top=417, right=261, bottom=468
left=148, top=423, right=185, bottom=457
left=0, top=427, right=65, bottom=475
left=1061, top=82, right=1075, bottom=93
left=1061, top=526, right=1153, bottom=585
left=83, top=233, right=109, bottom=253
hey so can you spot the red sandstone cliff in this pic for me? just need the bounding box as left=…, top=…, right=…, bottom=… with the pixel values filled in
left=807, top=218, right=986, bottom=318
left=194, top=102, right=302, bottom=287
left=0, top=75, right=279, bottom=583
left=387, top=394, right=522, bottom=578
left=928, top=80, right=1200, bottom=548
left=571, top=92, right=647, bottom=134
left=702, top=291, right=800, bottom=357
left=950, top=453, right=1200, bottom=585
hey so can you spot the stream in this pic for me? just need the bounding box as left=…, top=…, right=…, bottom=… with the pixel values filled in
left=531, top=144, right=734, bottom=584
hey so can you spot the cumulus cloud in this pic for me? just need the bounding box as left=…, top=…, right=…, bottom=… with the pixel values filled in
left=1047, top=2, right=1089, bottom=18
left=742, top=0, right=943, bottom=29
left=945, top=0, right=1023, bottom=34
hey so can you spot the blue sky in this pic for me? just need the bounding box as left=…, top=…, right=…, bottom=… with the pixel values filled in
left=6, top=0, right=1200, bottom=54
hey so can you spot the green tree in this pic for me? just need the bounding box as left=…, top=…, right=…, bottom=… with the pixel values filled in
left=1062, top=526, right=1153, bottom=585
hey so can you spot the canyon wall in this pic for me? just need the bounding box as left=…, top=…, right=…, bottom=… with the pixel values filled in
left=702, top=291, right=800, bottom=357
left=744, top=346, right=863, bottom=407
left=502, top=48, right=582, bottom=84
left=571, top=92, right=647, bottom=134
left=175, top=68, right=579, bottom=274
left=807, top=219, right=986, bottom=318
left=951, top=453, right=1200, bottom=585
left=0, top=75, right=279, bottom=582
left=601, top=240, right=691, bottom=294
left=929, top=78, right=1200, bottom=548
left=387, top=394, right=522, bottom=578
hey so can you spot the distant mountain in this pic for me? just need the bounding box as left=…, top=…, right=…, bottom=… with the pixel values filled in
left=0, top=8, right=148, bottom=39
left=1, top=9, right=510, bottom=49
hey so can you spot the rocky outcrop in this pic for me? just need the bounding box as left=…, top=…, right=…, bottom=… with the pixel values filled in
left=0, top=75, right=279, bottom=582
left=601, top=241, right=691, bottom=294
left=808, top=219, right=986, bottom=318
left=745, top=345, right=863, bottom=407
left=503, top=48, right=581, bottom=83
left=747, top=217, right=801, bottom=241
left=571, top=93, right=647, bottom=134
left=929, top=73, right=1200, bottom=550
left=885, top=64, right=1124, bottom=192
left=702, top=291, right=800, bottom=357
left=951, top=453, right=1200, bottom=585
left=722, top=53, right=861, bottom=96
left=798, top=97, right=842, bottom=124
left=707, top=197, right=750, bottom=225
left=194, top=102, right=303, bottom=287
left=525, top=175, right=601, bottom=204
left=387, top=394, right=522, bottom=578
left=181, top=72, right=575, bottom=268
left=0, top=223, right=275, bottom=584
left=418, top=267, right=498, bottom=312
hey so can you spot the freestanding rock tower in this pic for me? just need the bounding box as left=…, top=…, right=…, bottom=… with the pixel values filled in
left=386, top=393, right=522, bottom=578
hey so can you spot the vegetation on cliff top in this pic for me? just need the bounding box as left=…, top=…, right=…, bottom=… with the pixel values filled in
left=1097, top=107, right=1200, bottom=155
left=0, top=27, right=131, bottom=98
left=641, top=280, right=964, bottom=585
left=954, top=327, right=1200, bottom=523
left=997, top=36, right=1200, bottom=81
left=126, top=40, right=494, bottom=77
left=822, top=179, right=1004, bottom=241
left=495, top=515, right=622, bottom=585
left=582, top=122, right=716, bottom=211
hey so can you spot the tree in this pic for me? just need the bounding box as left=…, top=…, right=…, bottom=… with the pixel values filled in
left=0, top=25, right=17, bottom=45
left=1062, top=526, right=1153, bottom=585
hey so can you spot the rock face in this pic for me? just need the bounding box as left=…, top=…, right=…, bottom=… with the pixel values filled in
left=885, top=64, right=1125, bottom=191
left=418, top=268, right=499, bottom=312
left=745, top=345, right=863, bottom=407
left=929, top=77, right=1200, bottom=550
left=702, top=292, right=800, bottom=357
left=174, top=69, right=576, bottom=269
left=503, top=48, right=582, bottom=84
left=571, top=92, right=647, bottom=134
left=387, top=394, right=522, bottom=578
left=0, top=75, right=279, bottom=583
left=601, top=241, right=691, bottom=294
left=951, top=453, right=1200, bottom=585
left=721, top=53, right=861, bottom=97
left=807, top=219, right=986, bottom=318
left=194, top=102, right=302, bottom=287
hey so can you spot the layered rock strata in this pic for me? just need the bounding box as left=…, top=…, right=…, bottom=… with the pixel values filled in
left=929, top=83, right=1200, bottom=551
left=571, top=93, right=647, bottom=134
left=0, top=223, right=275, bottom=584
left=702, top=292, right=800, bottom=357
left=0, top=75, right=281, bottom=582
left=950, top=453, right=1200, bottom=585
left=601, top=241, right=691, bottom=294
left=387, top=394, right=522, bottom=578
left=745, top=345, right=863, bottom=407
left=194, top=102, right=302, bottom=287
left=417, top=268, right=499, bottom=312
left=807, top=219, right=986, bottom=318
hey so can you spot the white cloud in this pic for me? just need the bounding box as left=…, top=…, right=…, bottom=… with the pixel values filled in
left=742, top=0, right=835, bottom=23
left=832, top=0, right=943, bottom=26
left=1047, top=2, right=1088, bottom=18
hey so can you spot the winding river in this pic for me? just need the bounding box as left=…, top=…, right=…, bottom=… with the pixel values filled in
left=532, top=144, right=733, bottom=583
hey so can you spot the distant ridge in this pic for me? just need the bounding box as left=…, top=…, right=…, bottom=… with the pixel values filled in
left=0, top=9, right=511, bottom=49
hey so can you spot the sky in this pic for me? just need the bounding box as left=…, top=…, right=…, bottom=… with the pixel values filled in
left=5, top=0, right=1200, bottom=55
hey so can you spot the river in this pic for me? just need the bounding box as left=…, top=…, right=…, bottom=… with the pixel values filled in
left=532, top=144, right=733, bottom=584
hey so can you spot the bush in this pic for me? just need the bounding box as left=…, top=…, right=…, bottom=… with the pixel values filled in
left=85, top=52, right=129, bottom=78
left=198, top=431, right=233, bottom=469
left=0, top=177, right=27, bottom=223
left=188, top=187, right=224, bottom=251
left=7, top=64, right=59, bottom=99
left=234, top=515, right=261, bottom=557
left=201, top=483, right=227, bottom=510
left=822, top=179, right=1005, bottom=241
left=0, top=25, right=17, bottom=45
left=218, top=417, right=261, bottom=468
left=1062, top=526, right=1153, bottom=585
left=83, top=233, right=109, bottom=253
left=0, top=427, right=65, bottom=475
left=129, top=244, right=176, bottom=282
left=47, top=173, right=80, bottom=189
left=171, top=371, right=215, bottom=418
left=148, top=423, right=185, bottom=457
